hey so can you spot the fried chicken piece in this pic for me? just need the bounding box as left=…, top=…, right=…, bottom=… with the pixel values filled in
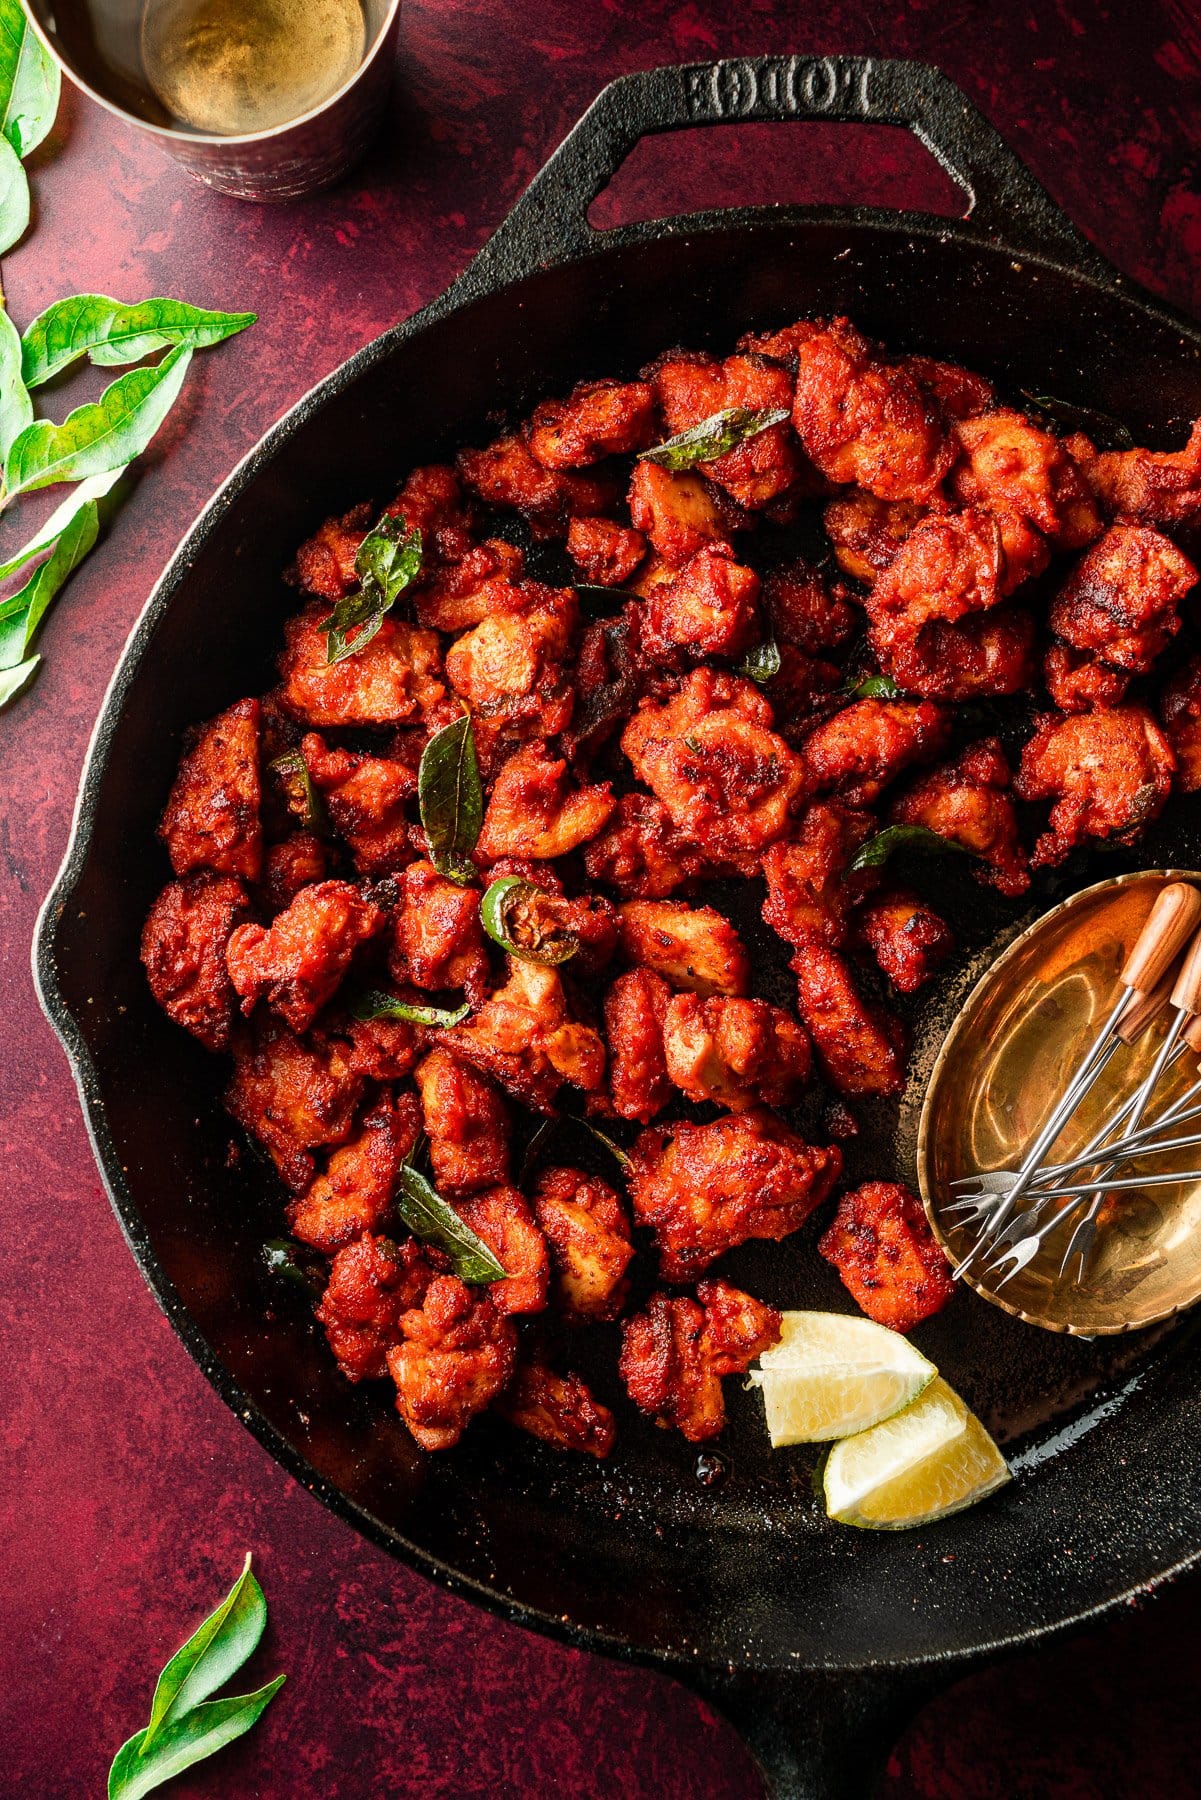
left=301, top=733, right=415, bottom=875
left=528, top=377, right=657, bottom=467
left=387, top=1276, right=517, bottom=1450
left=870, top=601, right=1037, bottom=702
left=1015, top=705, right=1175, bottom=867
left=602, top=966, right=673, bottom=1123
left=159, top=697, right=262, bottom=881
left=260, top=832, right=329, bottom=912
left=1043, top=641, right=1131, bottom=714
left=651, top=349, right=802, bottom=510
left=618, top=899, right=749, bottom=997
left=627, top=460, right=744, bottom=567
left=738, top=318, right=824, bottom=363
left=761, top=802, right=876, bottom=950
left=582, top=792, right=705, bottom=899
left=475, top=743, right=616, bottom=862
left=889, top=738, right=1030, bottom=896
left=415, top=1046, right=510, bottom=1197
left=292, top=505, right=369, bottom=601
left=317, top=1236, right=435, bottom=1382
left=389, top=860, right=489, bottom=1003
left=801, top=698, right=952, bottom=807
left=639, top=543, right=761, bottom=663
left=619, top=1279, right=781, bottom=1441
left=621, top=667, right=807, bottom=863
left=792, top=943, right=909, bottom=1097
left=854, top=889, right=955, bottom=994
left=226, top=1014, right=364, bottom=1191
left=1048, top=523, right=1196, bottom=672
left=903, top=355, right=995, bottom=421
left=793, top=318, right=953, bottom=501
left=532, top=1165, right=635, bottom=1321
left=413, top=539, right=527, bottom=633
left=141, top=872, right=251, bottom=1051
left=445, top=585, right=579, bottom=746
left=566, top=516, right=648, bottom=587
left=823, top=492, right=928, bottom=584
left=340, top=1011, right=419, bottom=1080
left=445, top=958, right=606, bottom=1110
left=951, top=408, right=1101, bottom=549
left=818, top=1180, right=953, bottom=1332
left=662, top=993, right=812, bottom=1111
left=278, top=603, right=446, bottom=728
left=226, top=879, right=385, bottom=1032
left=455, top=1185, right=548, bottom=1316
left=763, top=644, right=844, bottom=744
left=389, top=463, right=477, bottom=562
left=288, top=1092, right=420, bottom=1254
left=629, top=1109, right=841, bottom=1279
left=1159, top=653, right=1201, bottom=791
left=457, top=433, right=614, bottom=536
left=868, top=508, right=1006, bottom=631
left=1068, top=419, right=1201, bottom=526
left=763, top=557, right=858, bottom=654
left=495, top=1360, right=616, bottom=1457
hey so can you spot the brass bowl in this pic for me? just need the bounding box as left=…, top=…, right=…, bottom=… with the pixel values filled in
left=918, top=869, right=1201, bottom=1336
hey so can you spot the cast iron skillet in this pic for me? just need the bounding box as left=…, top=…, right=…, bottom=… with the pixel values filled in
left=34, top=55, right=1201, bottom=1799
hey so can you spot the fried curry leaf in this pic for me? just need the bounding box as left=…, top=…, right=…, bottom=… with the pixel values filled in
left=846, top=673, right=903, bottom=700
left=0, top=499, right=98, bottom=672
left=0, top=0, right=60, bottom=158
left=480, top=875, right=579, bottom=966
left=639, top=406, right=790, bottom=471
left=321, top=513, right=422, bottom=664
left=418, top=713, right=482, bottom=885
left=141, top=1555, right=267, bottom=1751
left=268, top=749, right=329, bottom=835
left=350, top=988, right=470, bottom=1027
left=21, top=295, right=256, bottom=387
left=5, top=343, right=193, bottom=497
left=1021, top=389, right=1134, bottom=451
left=262, top=1238, right=325, bottom=1299
left=577, top=1117, right=632, bottom=1174
left=736, top=637, right=781, bottom=684
left=850, top=824, right=971, bottom=871
left=396, top=1163, right=506, bottom=1283
left=108, top=1680, right=285, bottom=1800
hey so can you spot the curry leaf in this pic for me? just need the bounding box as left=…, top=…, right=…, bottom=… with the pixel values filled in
left=573, top=583, right=639, bottom=614
left=21, top=294, right=256, bottom=387
left=268, top=749, right=329, bottom=835
left=849, top=824, right=971, bottom=871
left=141, top=1554, right=266, bottom=1750
left=262, top=1238, right=325, bottom=1299
left=0, top=463, right=127, bottom=579
left=639, top=406, right=790, bottom=471
left=350, top=988, right=470, bottom=1027
left=418, top=713, right=482, bottom=885
left=321, top=514, right=422, bottom=663
left=736, top=638, right=781, bottom=685
left=396, top=1163, right=506, bottom=1282
left=480, top=875, right=579, bottom=965
left=0, top=131, right=28, bottom=256
left=577, top=1117, right=632, bottom=1173
left=0, top=0, right=60, bottom=157
left=846, top=673, right=903, bottom=700
left=5, top=342, right=192, bottom=498
left=108, top=1679, right=285, bottom=1800
left=0, top=649, right=36, bottom=707
left=0, top=303, right=31, bottom=459
left=0, top=497, right=98, bottom=668
left=1021, top=389, right=1134, bottom=451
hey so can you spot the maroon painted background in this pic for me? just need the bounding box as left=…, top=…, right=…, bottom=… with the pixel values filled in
left=4, top=4, right=1201, bottom=1795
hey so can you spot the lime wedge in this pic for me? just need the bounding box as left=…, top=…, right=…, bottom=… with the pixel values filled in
left=747, top=1310, right=936, bottom=1444
left=824, top=1377, right=1010, bottom=1529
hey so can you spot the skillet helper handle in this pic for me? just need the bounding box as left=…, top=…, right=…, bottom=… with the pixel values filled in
left=684, top=1662, right=950, bottom=1800
left=464, top=55, right=1108, bottom=291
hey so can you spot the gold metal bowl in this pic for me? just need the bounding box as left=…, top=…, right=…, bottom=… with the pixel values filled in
left=918, top=869, right=1201, bottom=1336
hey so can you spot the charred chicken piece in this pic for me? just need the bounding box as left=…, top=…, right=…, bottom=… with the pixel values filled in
left=225, top=1014, right=364, bottom=1192
left=639, top=543, right=761, bottom=664
left=582, top=792, right=705, bottom=899
left=226, top=879, right=385, bottom=1033
left=793, top=318, right=953, bottom=501
left=527, top=377, right=657, bottom=468
left=415, top=1047, right=511, bottom=1198
left=602, top=966, right=674, bottom=1123
left=532, top=1164, right=635, bottom=1322
left=566, top=516, right=648, bottom=587
left=445, top=958, right=606, bottom=1111
left=617, top=899, right=750, bottom=998
left=141, top=872, right=251, bottom=1051
left=662, top=993, right=812, bottom=1111
left=387, top=1276, right=517, bottom=1449
left=496, top=1360, right=616, bottom=1457
left=1159, top=653, right=1201, bottom=791
left=651, top=349, right=802, bottom=511
left=951, top=407, right=1102, bottom=549
left=619, top=1279, right=781, bottom=1442
left=475, top=743, right=615, bottom=862
left=889, top=738, right=1030, bottom=897
left=301, top=733, right=415, bottom=875
left=1015, top=705, right=1176, bottom=867
left=627, top=460, right=744, bottom=566
left=801, top=698, right=953, bottom=808
left=389, top=859, right=489, bottom=1003
left=1048, top=523, right=1196, bottom=673
left=317, top=1236, right=435, bottom=1382
left=823, top=491, right=929, bottom=585
left=455, top=1184, right=549, bottom=1316
left=791, top=943, right=909, bottom=1098
left=818, top=1180, right=953, bottom=1332
left=1043, top=641, right=1131, bottom=715
left=854, top=889, right=955, bottom=994
left=159, top=697, right=262, bottom=881
left=289, top=1092, right=420, bottom=1254
left=1067, top=419, right=1201, bottom=527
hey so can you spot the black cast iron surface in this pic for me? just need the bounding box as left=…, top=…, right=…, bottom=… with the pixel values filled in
left=32, top=52, right=1201, bottom=1795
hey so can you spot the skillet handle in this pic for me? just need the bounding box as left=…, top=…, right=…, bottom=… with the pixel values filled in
left=463, top=55, right=1109, bottom=291
left=683, top=1662, right=952, bottom=1800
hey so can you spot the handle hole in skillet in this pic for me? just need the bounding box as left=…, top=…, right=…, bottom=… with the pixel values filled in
left=587, top=120, right=966, bottom=232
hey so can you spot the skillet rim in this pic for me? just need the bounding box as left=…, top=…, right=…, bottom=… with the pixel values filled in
left=32, top=196, right=1201, bottom=1680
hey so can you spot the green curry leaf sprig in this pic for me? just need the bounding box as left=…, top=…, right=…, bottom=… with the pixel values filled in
left=418, top=714, right=483, bottom=885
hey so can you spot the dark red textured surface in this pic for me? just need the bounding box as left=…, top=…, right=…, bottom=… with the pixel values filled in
left=5, top=4, right=1201, bottom=1796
